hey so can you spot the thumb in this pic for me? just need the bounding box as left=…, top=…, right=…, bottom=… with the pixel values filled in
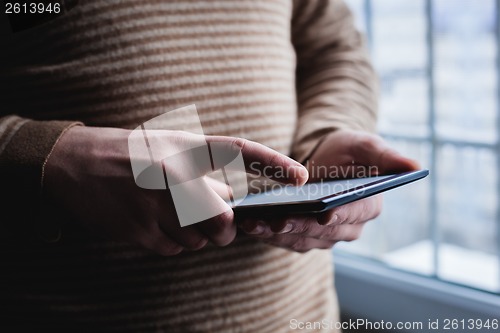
left=375, top=148, right=420, bottom=175
left=348, top=133, right=420, bottom=175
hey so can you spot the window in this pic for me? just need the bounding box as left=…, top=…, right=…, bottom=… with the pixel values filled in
left=339, top=0, right=500, bottom=295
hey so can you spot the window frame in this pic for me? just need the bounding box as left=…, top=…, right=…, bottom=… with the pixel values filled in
left=335, top=254, right=500, bottom=331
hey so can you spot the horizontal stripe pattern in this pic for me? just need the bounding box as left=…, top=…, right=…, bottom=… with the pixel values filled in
left=0, top=0, right=378, bottom=331
left=1, top=0, right=298, bottom=156
left=2, top=237, right=336, bottom=332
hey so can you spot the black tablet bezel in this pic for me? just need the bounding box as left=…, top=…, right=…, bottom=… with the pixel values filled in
left=233, top=169, right=429, bottom=216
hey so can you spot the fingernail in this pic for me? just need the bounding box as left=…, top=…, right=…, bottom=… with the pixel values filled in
left=247, top=221, right=266, bottom=235
left=290, top=165, right=309, bottom=184
left=278, top=223, right=293, bottom=234
left=326, top=214, right=339, bottom=226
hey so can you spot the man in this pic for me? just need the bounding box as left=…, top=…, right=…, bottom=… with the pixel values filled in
left=0, top=0, right=417, bottom=331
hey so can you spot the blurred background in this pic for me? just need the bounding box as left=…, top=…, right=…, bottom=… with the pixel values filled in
left=335, top=0, right=500, bottom=331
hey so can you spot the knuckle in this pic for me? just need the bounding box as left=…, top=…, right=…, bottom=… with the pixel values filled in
left=358, top=135, right=377, bottom=149
left=294, top=219, right=314, bottom=234
left=231, top=137, right=247, bottom=151
left=354, top=134, right=383, bottom=156
left=336, top=211, right=349, bottom=225
left=322, top=225, right=340, bottom=240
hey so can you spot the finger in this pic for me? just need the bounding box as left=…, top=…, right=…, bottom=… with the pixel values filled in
left=158, top=222, right=208, bottom=250
left=154, top=190, right=210, bottom=250
left=239, top=218, right=272, bottom=237
left=140, top=224, right=185, bottom=256
left=239, top=216, right=314, bottom=238
left=376, top=148, right=420, bottom=174
left=316, top=195, right=382, bottom=225
left=307, top=164, right=378, bottom=182
left=325, top=195, right=382, bottom=226
left=317, top=208, right=337, bottom=225
left=157, top=134, right=307, bottom=186
left=240, top=196, right=380, bottom=240
left=112, top=210, right=185, bottom=256
left=204, top=176, right=233, bottom=201
left=263, top=224, right=364, bottom=252
left=306, top=223, right=365, bottom=242
left=239, top=218, right=264, bottom=235
left=351, top=135, right=420, bottom=174
left=197, top=209, right=237, bottom=246
left=165, top=169, right=233, bottom=230
left=267, top=216, right=331, bottom=239
left=206, top=136, right=308, bottom=185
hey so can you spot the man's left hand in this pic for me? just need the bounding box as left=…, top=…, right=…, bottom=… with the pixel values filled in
left=239, top=129, right=420, bottom=252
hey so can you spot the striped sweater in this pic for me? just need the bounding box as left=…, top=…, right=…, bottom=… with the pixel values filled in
left=0, top=0, right=377, bottom=332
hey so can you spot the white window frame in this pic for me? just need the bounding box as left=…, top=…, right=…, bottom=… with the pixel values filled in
left=335, top=254, right=500, bottom=332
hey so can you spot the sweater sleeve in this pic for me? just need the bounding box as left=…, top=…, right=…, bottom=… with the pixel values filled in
left=0, top=115, right=81, bottom=241
left=291, top=0, right=378, bottom=163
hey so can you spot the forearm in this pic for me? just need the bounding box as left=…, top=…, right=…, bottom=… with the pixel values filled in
left=291, top=0, right=378, bottom=162
left=0, top=115, right=82, bottom=240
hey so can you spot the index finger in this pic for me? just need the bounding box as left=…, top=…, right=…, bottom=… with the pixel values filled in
left=206, top=136, right=309, bottom=185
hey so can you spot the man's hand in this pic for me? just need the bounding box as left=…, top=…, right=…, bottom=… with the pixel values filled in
left=44, top=126, right=308, bottom=256
left=239, top=129, right=419, bottom=252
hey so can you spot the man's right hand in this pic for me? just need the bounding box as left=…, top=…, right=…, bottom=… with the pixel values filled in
left=44, top=126, right=308, bottom=256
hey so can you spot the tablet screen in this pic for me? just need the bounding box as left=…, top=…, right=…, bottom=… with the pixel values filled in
left=236, top=174, right=395, bottom=206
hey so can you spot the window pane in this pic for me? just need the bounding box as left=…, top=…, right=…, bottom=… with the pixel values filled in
left=436, top=145, right=499, bottom=292
left=434, top=0, right=497, bottom=143
left=372, top=0, right=429, bottom=137
left=342, top=0, right=500, bottom=294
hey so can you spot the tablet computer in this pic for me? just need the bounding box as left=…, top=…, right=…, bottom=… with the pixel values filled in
left=233, top=169, right=429, bottom=215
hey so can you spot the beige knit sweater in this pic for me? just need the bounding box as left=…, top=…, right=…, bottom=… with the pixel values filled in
left=0, top=0, right=377, bottom=332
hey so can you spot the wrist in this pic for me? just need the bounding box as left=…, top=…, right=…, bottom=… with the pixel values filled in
left=43, top=126, right=130, bottom=201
